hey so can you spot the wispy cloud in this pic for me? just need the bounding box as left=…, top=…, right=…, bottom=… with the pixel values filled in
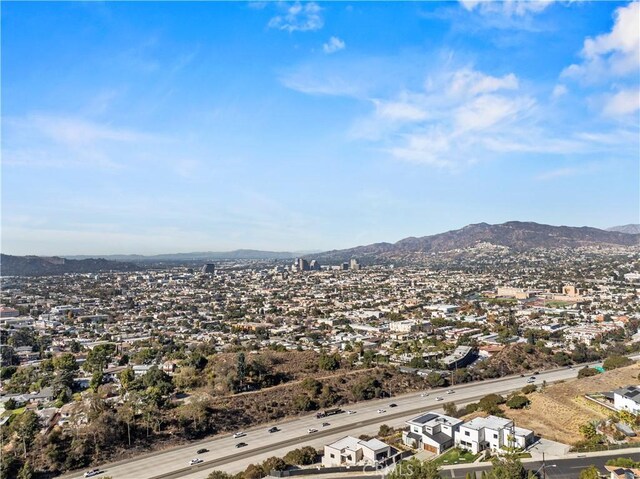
left=268, top=2, right=323, bottom=32
left=460, top=0, right=556, bottom=17
left=535, top=162, right=603, bottom=181
left=323, top=36, right=345, bottom=54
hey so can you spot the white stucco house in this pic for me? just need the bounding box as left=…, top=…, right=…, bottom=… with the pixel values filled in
left=613, top=386, right=640, bottom=415
left=323, top=436, right=391, bottom=467
left=402, top=411, right=463, bottom=453
left=455, top=415, right=534, bottom=454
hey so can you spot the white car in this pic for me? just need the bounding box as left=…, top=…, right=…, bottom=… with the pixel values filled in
left=232, top=431, right=246, bottom=438
left=189, top=458, right=203, bottom=466
left=308, top=428, right=318, bottom=433
left=435, top=397, right=443, bottom=401
left=447, top=390, right=455, bottom=394
left=377, top=409, right=386, bottom=413
left=347, top=410, right=356, bottom=414
left=420, top=393, right=429, bottom=397
left=84, top=470, right=100, bottom=478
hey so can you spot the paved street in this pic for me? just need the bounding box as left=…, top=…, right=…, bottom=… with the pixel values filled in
left=61, top=362, right=628, bottom=479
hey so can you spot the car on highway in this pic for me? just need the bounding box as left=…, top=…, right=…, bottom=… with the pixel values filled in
left=235, top=442, right=248, bottom=448
left=435, top=397, right=443, bottom=401
left=420, top=392, right=429, bottom=397
left=232, top=432, right=246, bottom=438
left=189, top=458, right=203, bottom=465
left=268, top=426, right=279, bottom=433
left=347, top=410, right=356, bottom=414
left=520, top=374, right=525, bottom=377
left=377, top=409, right=386, bottom=413
left=196, top=448, right=209, bottom=454
left=84, top=469, right=101, bottom=478
left=322, top=422, right=330, bottom=427
left=389, top=403, right=398, bottom=407
left=308, top=428, right=318, bottom=433
left=534, top=371, right=540, bottom=375
left=447, top=390, right=455, bottom=394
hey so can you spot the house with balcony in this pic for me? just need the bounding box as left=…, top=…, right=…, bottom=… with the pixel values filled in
left=613, top=386, right=640, bottom=415
left=455, top=415, right=534, bottom=454
left=402, top=412, right=463, bottom=453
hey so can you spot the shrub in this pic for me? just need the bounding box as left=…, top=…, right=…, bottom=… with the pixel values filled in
left=603, top=355, right=633, bottom=371
left=578, top=367, right=599, bottom=378
left=506, top=395, right=530, bottom=409
left=521, top=384, right=537, bottom=395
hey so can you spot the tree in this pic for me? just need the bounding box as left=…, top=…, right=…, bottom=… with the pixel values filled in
left=479, top=394, right=505, bottom=414
left=119, top=367, right=135, bottom=391
left=378, top=424, right=393, bottom=436
left=53, top=353, right=79, bottom=372
left=13, top=410, right=40, bottom=456
left=579, top=422, right=597, bottom=440
left=521, top=384, right=536, bottom=395
left=17, top=462, right=34, bottom=479
left=606, top=458, right=640, bottom=468
left=443, top=402, right=458, bottom=417
left=318, top=353, right=340, bottom=371
left=243, top=464, right=263, bottom=479
left=506, top=395, right=530, bottom=409
left=386, top=458, right=441, bottom=479
left=237, top=352, right=247, bottom=388
left=578, top=466, right=600, bottom=479
left=426, top=372, right=446, bottom=388
left=578, top=367, right=599, bottom=378
left=603, top=355, right=633, bottom=371
left=207, top=472, right=233, bottom=479
left=261, top=456, right=287, bottom=473
left=283, top=446, right=317, bottom=465
left=84, top=343, right=116, bottom=373
left=90, top=371, right=104, bottom=391
left=485, top=455, right=534, bottom=479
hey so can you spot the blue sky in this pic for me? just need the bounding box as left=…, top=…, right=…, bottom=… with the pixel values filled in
left=2, top=1, right=639, bottom=255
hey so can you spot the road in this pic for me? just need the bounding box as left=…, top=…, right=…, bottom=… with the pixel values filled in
left=64, top=362, right=620, bottom=479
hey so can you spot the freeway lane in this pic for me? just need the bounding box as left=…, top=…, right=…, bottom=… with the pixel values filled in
left=64, top=361, right=621, bottom=479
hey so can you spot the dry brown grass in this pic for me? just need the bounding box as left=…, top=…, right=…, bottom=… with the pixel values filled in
left=497, top=363, right=640, bottom=445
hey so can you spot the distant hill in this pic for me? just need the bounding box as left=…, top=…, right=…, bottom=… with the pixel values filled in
left=0, top=254, right=140, bottom=277
left=314, top=221, right=640, bottom=263
left=65, top=249, right=299, bottom=262
left=607, top=224, right=640, bottom=234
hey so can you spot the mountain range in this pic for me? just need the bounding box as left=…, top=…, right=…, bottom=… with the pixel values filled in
left=2, top=221, right=638, bottom=275
left=313, top=221, right=640, bottom=263
left=607, top=224, right=640, bottom=234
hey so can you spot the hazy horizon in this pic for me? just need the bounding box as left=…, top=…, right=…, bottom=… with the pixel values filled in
left=2, top=1, right=639, bottom=256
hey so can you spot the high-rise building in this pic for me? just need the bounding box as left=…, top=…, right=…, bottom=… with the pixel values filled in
left=309, top=259, right=321, bottom=271
left=341, top=262, right=349, bottom=270
left=350, top=258, right=361, bottom=271
left=201, top=263, right=216, bottom=274
left=296, top=258, right=310, bottom=271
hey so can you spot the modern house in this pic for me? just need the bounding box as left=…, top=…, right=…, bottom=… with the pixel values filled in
left=322, top=436, right=391, bottom=467
left=402, top=412, right=463, bottom=453
left=455, top=415, right=534, bottom=454
left=613, top=386, right=640, bottom=415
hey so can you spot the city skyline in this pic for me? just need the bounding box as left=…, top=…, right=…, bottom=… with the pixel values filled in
left=2, top=1, right=639, bottom=255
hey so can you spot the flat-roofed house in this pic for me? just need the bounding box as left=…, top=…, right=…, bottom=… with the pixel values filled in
left=402, top=412, right=463, bottom=453
left=613, top=386, right=640, bottom=415
left=323, top=436, right=391, bottom=467
left=455, top=415, right=534, bottom=454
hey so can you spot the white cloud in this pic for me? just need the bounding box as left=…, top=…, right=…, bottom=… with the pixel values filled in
left=449, top=69, right=519, bottom=98
left=552, top=84, right=568, bottom=99
left=460, top=0, right=555, bottom=16
left=603, top=87, right=640, bottom=117
left=323, top=36, right=345, bottom=54
left=268, top=2, right=323, bottom=32
left=562, top=2, right=640, bottom=82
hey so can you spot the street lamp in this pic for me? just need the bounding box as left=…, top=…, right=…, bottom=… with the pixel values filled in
left=534, top=453, right=557, bottom=478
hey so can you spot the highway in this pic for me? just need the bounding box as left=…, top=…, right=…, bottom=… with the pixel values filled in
left=63, top=363, right=616, bottom=479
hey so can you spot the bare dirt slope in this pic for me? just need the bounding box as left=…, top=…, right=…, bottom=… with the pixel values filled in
left=504, top=364, right=640, bottom=445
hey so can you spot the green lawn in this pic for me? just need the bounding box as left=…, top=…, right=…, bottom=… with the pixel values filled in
left=433, top=448, right=480, bottom=465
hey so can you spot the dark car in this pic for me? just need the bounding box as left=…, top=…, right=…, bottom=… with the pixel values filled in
left=534, top=371, right=540, bottom=375
left=268, top=426, right=279, bottom=433
left=520, top=374, right=525, bottom=377
left=235, top=442, right=248, bottom=448
left=322, top=422, right=330, bottom=427
left=389, top=403, right=398, bottom=407
left=197, top=448, right=208, bottom=454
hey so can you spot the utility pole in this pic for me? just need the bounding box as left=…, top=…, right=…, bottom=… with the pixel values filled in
left=542, top=452, right=546, bottom=479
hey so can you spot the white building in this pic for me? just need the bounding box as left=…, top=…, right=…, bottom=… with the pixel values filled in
left=455, top=415, right=534, bottom=454
left=323, top=436, right=391, bottom=467
left=402, top=412, right=463, bottom=453
left=613, top=386, right=640, bottom=415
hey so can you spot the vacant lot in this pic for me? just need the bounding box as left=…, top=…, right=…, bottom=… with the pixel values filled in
left=501, top=364, right=640, bottom=445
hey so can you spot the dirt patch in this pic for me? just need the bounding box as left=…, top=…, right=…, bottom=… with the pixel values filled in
left=494, top=364, right=640, bottom=445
